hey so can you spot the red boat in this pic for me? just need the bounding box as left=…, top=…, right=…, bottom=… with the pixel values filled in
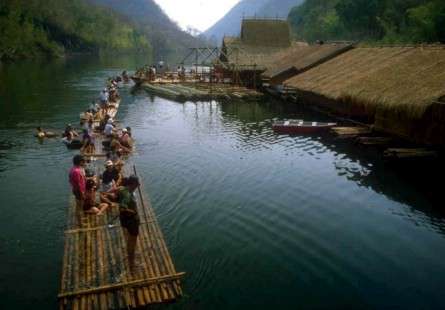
left=272, top=120, right=337, bottom=134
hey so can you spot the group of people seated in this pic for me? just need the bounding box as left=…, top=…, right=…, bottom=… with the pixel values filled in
left=66, top=72, right=142, bottom=270
left=69, top=154, right=140, bottom=269
left=68, top=80, right=126, bottom=154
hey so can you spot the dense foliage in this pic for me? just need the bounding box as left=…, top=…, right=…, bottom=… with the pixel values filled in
left=288, top=0, right=445, bottom=43
left=0, top=0, right=151, bottom=61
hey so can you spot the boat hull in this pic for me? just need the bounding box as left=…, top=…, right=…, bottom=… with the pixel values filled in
left=272, top=121, right=337, bottom=134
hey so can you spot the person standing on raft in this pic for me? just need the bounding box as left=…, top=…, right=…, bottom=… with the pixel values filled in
left=69, top=155, right=86, bottom=209
left=118, top=175, right=140, bottom=271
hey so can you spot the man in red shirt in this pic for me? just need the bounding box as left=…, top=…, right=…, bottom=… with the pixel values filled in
left=69, top=155, right=86, bottom=208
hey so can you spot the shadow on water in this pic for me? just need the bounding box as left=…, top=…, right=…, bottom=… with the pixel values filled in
left=219, top=98, right=445, bottom=219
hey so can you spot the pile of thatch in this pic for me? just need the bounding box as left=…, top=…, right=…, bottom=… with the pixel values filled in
left=285, top=46, right=445, bottom=144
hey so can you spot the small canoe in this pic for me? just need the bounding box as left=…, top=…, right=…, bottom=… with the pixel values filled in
left=273, top=120, right=337, bottom=134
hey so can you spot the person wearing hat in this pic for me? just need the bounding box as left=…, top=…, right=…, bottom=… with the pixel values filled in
left=69, top=155, right=86, bottom=209
left=99, top=88, right=109, bottom=105
left=99, top=160, right=122, bottom=206
left=118, top=175, right=140, bottom=271
left=119, top=128, right=133, bottom=149
left=100, top=160, right=120, bottom=192
left=103, top=118, right=114, bottom=137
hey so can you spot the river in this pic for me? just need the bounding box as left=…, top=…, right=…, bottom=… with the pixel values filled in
left=1, top=55, right=445, bottom=309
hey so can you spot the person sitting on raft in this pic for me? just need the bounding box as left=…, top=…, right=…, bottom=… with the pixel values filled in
left=84, top=179, right=110, bottom=215
left=122, top=70, right=129, bottom=82
left=69, top=155, right=86, bottom=209
left=81, top=140, right=95, bottom=156
left=100, top=88, right=109, bottom=105
left=104, top=119, right=115, bottom=137
left=100, top=160, right=121, bottom=192
left=119, top=128, right=133, bottom=149
left=111, top=133, right=131, bottom=154
left=62, top=126, right=82, bottom=148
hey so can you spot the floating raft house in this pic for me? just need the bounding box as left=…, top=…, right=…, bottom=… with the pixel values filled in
left=59, top=97, right=184, bottom=309
left=284, top=45, right=445, bottom=146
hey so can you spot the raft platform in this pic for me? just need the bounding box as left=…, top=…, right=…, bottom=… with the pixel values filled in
left=140, top=82, right=264, bottom=102
left=59, top=94, right=184, bottom=309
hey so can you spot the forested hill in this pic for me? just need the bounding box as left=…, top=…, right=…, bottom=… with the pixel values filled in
left=0, top=0, right=151, bottom=61
left=288, top=0, right=445, bottom=44
left=204, top=0, right=304, bottom=43
left=88, top=0, right=207, bottom=59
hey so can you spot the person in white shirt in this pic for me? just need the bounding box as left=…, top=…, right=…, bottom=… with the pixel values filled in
left=104, top=119, right=114, bottom=137
left=99, top=89, right=109, bottom=105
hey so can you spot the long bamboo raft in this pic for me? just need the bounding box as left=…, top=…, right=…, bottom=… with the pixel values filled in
left=140, top=82, right=264, bottom=102
left=59, top=93, right=185, bottom=309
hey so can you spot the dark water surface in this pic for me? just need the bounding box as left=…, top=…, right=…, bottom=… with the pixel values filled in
left=1, top=56, right=445, bottom=309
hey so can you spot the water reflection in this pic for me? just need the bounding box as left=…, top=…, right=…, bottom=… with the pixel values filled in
left=2, top=56, right=445, bottom=310
left=175, top=99, right=444, bottom=228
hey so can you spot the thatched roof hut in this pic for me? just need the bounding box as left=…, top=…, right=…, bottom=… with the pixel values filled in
left=263, top=43, right=354, bottom=85
left=219, top=19, right=296, bottom=70
left=285, top=46, right=445, bottom=145
left=240, top=19, right=291, bottom=48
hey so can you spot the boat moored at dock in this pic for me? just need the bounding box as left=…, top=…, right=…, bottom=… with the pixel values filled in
left=272, top=120, right=337, bottom=134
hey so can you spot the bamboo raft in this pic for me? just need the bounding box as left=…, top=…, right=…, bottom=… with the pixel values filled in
left=60, top=96, right=184, bottom=309
left=140, top=82, right=264, bottom=102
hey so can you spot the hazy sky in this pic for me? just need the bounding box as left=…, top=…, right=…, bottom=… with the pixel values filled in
left=154, top=0, right=240, bottom=32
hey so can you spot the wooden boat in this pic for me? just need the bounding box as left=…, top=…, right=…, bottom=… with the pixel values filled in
left=272, top=120, right=337, bottom=134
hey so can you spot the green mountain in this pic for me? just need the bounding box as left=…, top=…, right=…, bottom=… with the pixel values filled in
left=0, top=0, right=151, bottom=61
left=204, top=0, right=304, bottom=43
left=88, top=0, right=207, bottom=60
left=288, top=0, right=445, bottom=43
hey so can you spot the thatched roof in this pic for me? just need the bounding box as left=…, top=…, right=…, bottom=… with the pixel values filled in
left=240, top=19, right=291, bottom=48
left=263, top=43, right=353, bottom=79
left=285, top=46, right=445, bottom=120
left=219, top=19, right=296, bottom=70
left=221, top=36, right=308, bottom=70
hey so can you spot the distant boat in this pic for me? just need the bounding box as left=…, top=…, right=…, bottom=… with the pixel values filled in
left=272, top=120, right=337, bottom=134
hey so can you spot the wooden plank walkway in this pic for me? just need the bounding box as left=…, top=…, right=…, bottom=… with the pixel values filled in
left=59, top=96, right=184, bottom=309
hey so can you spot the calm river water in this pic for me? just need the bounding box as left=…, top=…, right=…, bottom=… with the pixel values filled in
left=1, top=56, right=445, bottom=309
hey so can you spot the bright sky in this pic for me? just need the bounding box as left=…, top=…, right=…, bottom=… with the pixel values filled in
left=154, top=0, right=240, bottom=32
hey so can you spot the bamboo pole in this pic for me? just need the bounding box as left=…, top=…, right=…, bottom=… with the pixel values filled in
left=58, top=273, right=186, bottom=298
left=105, top=225, right=117, bottom=308
left=133, top=166, right=166, bottom=301
left=97, top=229, right=108, bottom=310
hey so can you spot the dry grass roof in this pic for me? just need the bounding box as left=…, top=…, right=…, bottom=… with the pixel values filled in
left=221, top=36, right=308, bottom=69
left=240, top=19, right=291, bottom=48
left=285, top=46, right=445, bottom=119
left=263, top=43, right=353, bottom=78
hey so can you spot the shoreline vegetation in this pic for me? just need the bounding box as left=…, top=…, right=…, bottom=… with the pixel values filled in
left=288, top=0, right=445, bottom=44
left=0, top=0, right=151, bottom=62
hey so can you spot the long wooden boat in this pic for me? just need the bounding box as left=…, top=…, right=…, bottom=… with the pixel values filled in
left=273, top=120, right=337, bottom=134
